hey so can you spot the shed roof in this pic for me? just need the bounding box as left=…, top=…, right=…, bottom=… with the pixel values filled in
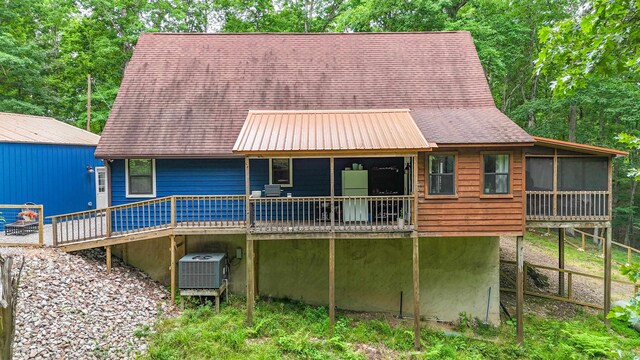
left=233, top=109, right=432, bottom=155
left=96, top=32, right=529, bottom=159
left=0, top=112, right=100, bottom=146
left=533, top=136, right=628, bottom=156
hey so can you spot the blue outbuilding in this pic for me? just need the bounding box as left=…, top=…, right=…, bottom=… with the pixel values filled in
left=0, top=112, right=103, bottom=228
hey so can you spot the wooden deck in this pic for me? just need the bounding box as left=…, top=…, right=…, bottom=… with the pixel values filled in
left=52, top=195, right=415, bottom=251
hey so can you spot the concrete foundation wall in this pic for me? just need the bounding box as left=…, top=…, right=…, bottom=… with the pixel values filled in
left=114, top=235, right=500, bottom=324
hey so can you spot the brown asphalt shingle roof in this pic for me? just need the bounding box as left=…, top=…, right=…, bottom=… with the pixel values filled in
left=96, top=32, right=532, bottom=158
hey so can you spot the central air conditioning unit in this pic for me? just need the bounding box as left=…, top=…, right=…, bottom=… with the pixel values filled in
left=178, top=253, right=228, bottom=289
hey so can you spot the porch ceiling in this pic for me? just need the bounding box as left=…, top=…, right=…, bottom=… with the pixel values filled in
left=232, top=109, right=433, bottom=156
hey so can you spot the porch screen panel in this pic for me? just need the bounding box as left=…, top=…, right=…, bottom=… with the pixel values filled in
left=558, top=157, right=608, bottom=191
left=557, top=157, right=609, bottom=217
left=525, top=158, right=553, bottom=191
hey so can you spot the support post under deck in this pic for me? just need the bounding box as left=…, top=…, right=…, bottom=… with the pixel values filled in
left=558, top=229, right=565, bottom=296
left=516, top=235, right=524, bottom=344
left=329, top=236, right=335, bottom=335
left=604, top=227, right=612, bottom=327
left=105, top=245, right=112, bottom=274
left=170, top=235, right=176, bottom=305
left=412, top=233, right=420, bottom=350
left=246, top=236, right=255, bottom=326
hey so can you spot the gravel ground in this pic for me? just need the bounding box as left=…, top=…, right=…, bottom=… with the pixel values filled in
left=0, top=246, right=172, bottom=359
left=0, top=224, right=53, bottom=246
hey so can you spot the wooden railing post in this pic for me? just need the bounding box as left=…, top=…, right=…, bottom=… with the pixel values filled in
left=105, top=207, right=112, bottom=238
left=567, top=273, right=573, bottom=300
left=52, top=216, right=58, bottom=247
left=171, top=196, right=177, bottom=228
left=581, top=233, right=586, bottom=251
left=38, top=205, right=44, bottom=246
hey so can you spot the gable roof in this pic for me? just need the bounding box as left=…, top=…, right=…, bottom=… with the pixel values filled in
left=233, top=109, right=432, bottom=155
left=0, top=112, right=100, bottom=146
left=96, top=32, right=531, bottom=158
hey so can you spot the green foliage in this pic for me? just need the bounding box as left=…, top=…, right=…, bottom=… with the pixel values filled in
left=537, top=0, right=640, bottom=94
left=142, top=297, right=640, bottom=359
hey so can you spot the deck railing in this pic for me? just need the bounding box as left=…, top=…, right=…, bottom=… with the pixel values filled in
left=52, top=195, right=246, bottom=246
left=52, top=195, right=414, bottom=246
left=249, top=195, right=414, bottom=233
left=526, top=191, right=609, bottom=221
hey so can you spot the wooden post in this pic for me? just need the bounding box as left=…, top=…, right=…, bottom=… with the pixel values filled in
left=516, top=235, right=524, bottom=345
left=558, top=228, right=565, bottom=296
left=628, top=248, right=632, bottom=264
left=412, top=155, right=419, bottom=226
left=245, top=157, right=251, bottom=230
left=52, top=216, right=58, bottom=247
left=105, top=207, right=112, bottom=238
left=412, top=234, right=420, bottom=350
left=552, top=149, right=558, bottom=217
left=329, top=236, right=335, bottom=335
left=170, top=196, right=177, bottom=227
left=170, top=235, right=176, bottom=305
left=246, top=236, right=254, bottom=326
left=330, top=157, right=335, bottom=230
left=86, top=74, right=91, bottom=131
left=581, top=232, right=586, bottom=251
left=37, top=205, right=44, bottom=246
left=604, top=227, right=612, bottom=327
left=567, top=273, right=573, bottom=300
left=105, top=245, right=112, bottom=274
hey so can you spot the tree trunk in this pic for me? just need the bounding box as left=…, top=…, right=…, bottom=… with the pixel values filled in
left=624, top=180, right=637, bottom=245
left=0, top=255, right=23, bottom=360
left=599, top=110, right=605, bottom=141
left=568, top=104, right=577, bottom=142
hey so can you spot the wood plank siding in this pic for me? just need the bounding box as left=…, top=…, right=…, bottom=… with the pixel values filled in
left=417, top=147, right=525, bottom=237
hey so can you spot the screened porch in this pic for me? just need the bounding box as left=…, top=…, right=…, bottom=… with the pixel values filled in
left=525, top=140, right=617, bottom=223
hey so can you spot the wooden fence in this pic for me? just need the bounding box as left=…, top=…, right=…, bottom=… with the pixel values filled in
left=573, top=229, right=640, bottom=264
left=501, top=260, right=638, bottom=309
left=0, top=204, right=44, bottom=247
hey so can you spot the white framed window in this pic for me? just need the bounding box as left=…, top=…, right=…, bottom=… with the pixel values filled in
left=125, top=159, right=156, bottom=198
left=269, top=158, right=293, bottom=187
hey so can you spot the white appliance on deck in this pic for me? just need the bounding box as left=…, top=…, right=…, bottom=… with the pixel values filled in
left=342, top=170, right=368, bottom=222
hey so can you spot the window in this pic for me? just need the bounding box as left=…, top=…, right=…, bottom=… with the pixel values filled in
left=126, top=159, right=156, bottom=197
left=428, top=155, right=456, bottom=196
left=483, top=154, right=510, bottom=195
left=269, top=158, right=293, bottom=187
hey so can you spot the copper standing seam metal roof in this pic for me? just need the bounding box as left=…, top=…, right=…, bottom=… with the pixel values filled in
left=233, top=109, right=432, bottom=155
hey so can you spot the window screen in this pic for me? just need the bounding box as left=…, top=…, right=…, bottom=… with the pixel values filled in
left=128, top=159, right=154, bottom=195
left=558, top=157, right=608, bottom=191
left=428, top=155, right=455, bottom=195
left=526, top=158, right=553, bottom=191
left=483, top=154, right=510, bottom=194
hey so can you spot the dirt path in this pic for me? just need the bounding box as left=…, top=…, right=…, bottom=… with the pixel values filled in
left=500, top=236, right=635, bottom=318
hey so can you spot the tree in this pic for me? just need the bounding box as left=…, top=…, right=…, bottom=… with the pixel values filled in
left=0, top=255, right=24, bottom=360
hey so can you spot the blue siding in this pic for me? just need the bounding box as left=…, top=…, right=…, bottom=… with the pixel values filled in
left=249, top=158, right=330, bottom=196
left=112, top=158, right=331, bottom=206
left=0, top=142, right=102, bottom=228
left=111, top=159, right=246, bottom=206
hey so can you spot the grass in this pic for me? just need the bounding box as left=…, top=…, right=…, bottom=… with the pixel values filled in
left=525, top=230, right=640, bottom=283
left=139, top=297, right=640, bottom=359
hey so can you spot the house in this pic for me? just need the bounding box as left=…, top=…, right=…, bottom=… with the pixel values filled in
left=0, top=113, right=104, bottom=229
left=51, top=32, right=627, bottom=347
